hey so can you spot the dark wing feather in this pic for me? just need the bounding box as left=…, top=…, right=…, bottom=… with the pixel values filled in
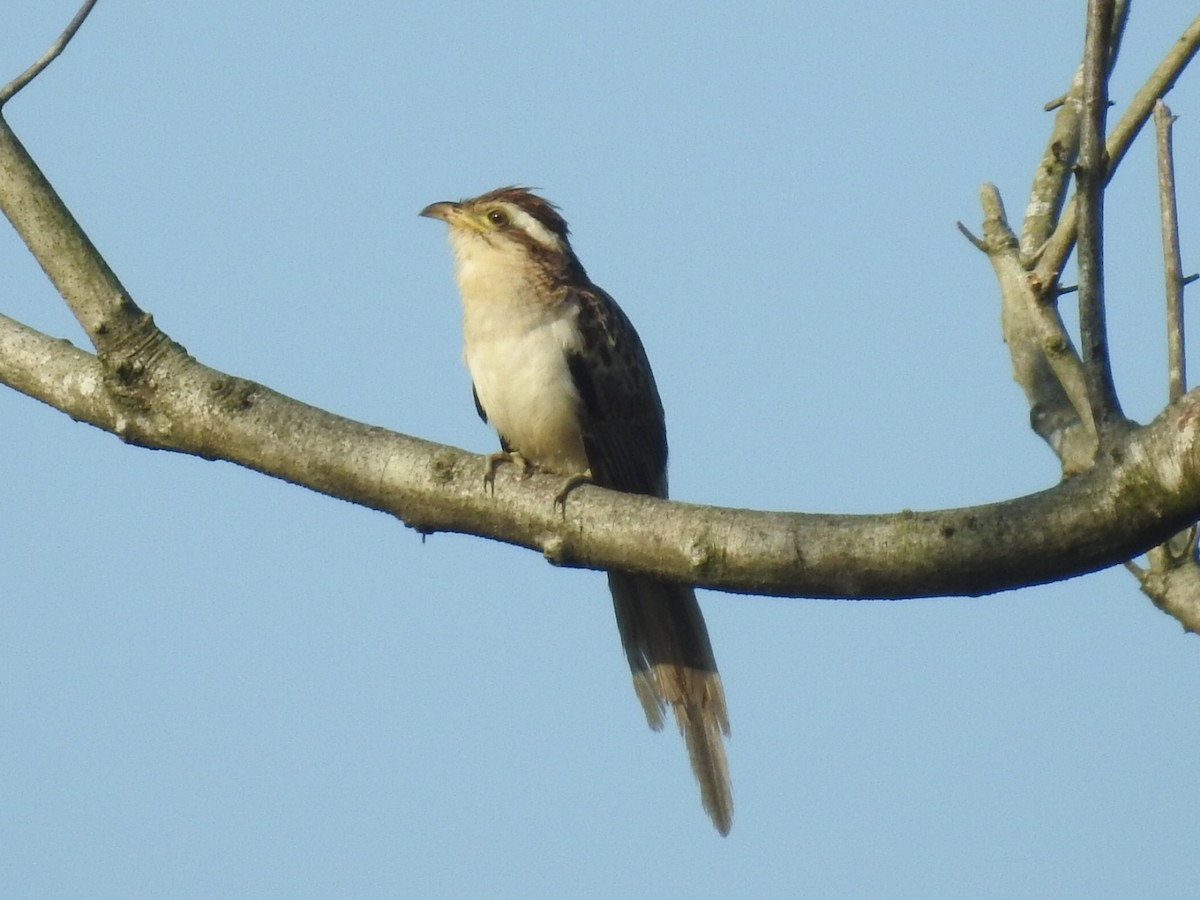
left=566, top=285, right=669, bottom=499
left=472, top=384, right=489, bottom=424
left=472, top=383, right=514, bottom=454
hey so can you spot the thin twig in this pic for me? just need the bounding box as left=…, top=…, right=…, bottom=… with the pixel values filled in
left=1103, top=0, right=1132, bottom=80
left=1075, top=0, right=1122, bottom=426
left=0, top=0, right=100, bottom=108
left=956, top=221, right=987, bottom=251
left=1155, top=100, right=1187, bottom=402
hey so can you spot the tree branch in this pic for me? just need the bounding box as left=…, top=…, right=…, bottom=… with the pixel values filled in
left=0, top=117, right=148, bottom=353
left=1125, top=99, right=1200, bottom=635
left=976, top=11, right=1200, bottom=633
left=0, top=0, right=99, bottom=108
left=982, top=12, right=1200, bottom=472
left=6, top=309, right=1200, bottom=601
left=1020, top=0, right=1129, bottom=262
left=1074, top=0, right=1122, bottom=426
left=980, top=185, right=1099, bottom=473
left=1032, top=13, right=1200, bottom=291
left=1155, top=100, right=1187, bottom=404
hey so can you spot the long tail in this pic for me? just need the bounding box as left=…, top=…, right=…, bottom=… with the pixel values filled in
left=607, top=570, right=733, bottom=835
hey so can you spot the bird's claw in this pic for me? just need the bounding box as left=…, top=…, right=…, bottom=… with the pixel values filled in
left=484, top=453, right=590, bottom=516
left=483, top=450, right=530, bottom=494
left=553, top=470, right=593, bottom=515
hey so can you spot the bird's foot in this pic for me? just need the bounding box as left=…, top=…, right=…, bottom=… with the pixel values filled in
left=483, top=450, right=531, bottom=494
left=553, top=469, right=593, bottom=515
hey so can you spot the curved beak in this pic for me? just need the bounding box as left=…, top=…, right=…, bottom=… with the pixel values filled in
left=419, top=201, right=459, bottom=222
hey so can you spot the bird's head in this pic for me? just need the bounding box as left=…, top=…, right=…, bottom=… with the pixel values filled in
left=420, top=187, right=586, bottom=285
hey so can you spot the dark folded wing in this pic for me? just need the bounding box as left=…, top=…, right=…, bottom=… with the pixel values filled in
left=565, top=284, right=669, bottom=498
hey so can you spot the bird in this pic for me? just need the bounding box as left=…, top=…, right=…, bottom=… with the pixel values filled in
left=420, top=186, right=732, bottom=835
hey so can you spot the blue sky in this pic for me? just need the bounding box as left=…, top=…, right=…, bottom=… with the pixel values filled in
left=4, top=2, right=1200, bottom=897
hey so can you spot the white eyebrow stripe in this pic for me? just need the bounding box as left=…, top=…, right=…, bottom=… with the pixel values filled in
left=506, top=205, right=565, bottom=252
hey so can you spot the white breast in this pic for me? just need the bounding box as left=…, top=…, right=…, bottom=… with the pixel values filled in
left=451, top=231, right=589, bottom=474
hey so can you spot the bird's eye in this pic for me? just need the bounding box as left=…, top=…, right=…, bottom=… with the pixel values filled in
left=486, top=208, right=510, bottom=227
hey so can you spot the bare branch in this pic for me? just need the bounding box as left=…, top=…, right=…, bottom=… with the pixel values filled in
left=1011, top=14, right=1200, bottom=636
left=1102, top=0, right=1132, bottom=73
left=979, top=184, right=1097, bottom=474
left=1155, top=100, right=1187, bottom=402
left=1132, top=100, right=1200, bottom=636
left=0, top=313, right=121, bottom=426
left=956, top=220, right=987, bottom=252
left=1033, top=14, right=1200, bottom=291
left=1075, top=0, right=1123, bottom=426
left=0, top=0, right=100, bottom=108
left=0, top=117, right=146, bottom=352
left=1131, top=541, right=1200, bottom=634
left=1021, top=0, right=1129, bottom=262
left=6, top=309, right=1200, bottom=601
left=996, top=9, right=1196, bottom=478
